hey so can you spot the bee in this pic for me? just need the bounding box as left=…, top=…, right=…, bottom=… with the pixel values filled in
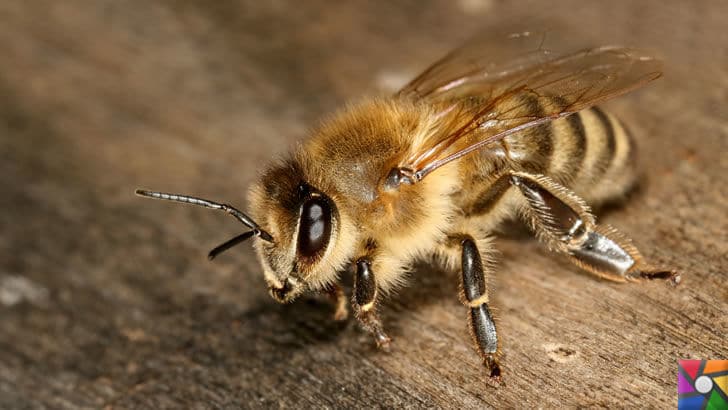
left=136, top=30, right=680, bottom=382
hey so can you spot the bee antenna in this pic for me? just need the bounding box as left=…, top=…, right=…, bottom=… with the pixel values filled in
left=135, top=189, right=274, bottom=242
left=207, top=230, right=256, bottom=260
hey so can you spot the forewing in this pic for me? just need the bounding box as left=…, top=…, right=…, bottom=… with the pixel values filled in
left=399, top=43, right=662, bottom=181
left=399, top=29, right=595, bottom=101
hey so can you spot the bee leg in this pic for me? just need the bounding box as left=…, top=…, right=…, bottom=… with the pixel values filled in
left=353, top=258, right=391, bottom=350
left=459, top=236, right=502, bottom=382
left=322, top=282, right=349, bottom=321
left=510, top=172, right=680, bottom=285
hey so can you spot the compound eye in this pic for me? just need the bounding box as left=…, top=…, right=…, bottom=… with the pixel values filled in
left=297, top=196, right=332, bottom=258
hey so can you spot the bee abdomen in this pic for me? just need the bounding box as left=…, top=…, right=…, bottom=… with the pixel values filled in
left=501, top=99, right=637, bottom=203
left=463, top=101, right=638, bottom=217
left=565, top=107, right=638, bottom=204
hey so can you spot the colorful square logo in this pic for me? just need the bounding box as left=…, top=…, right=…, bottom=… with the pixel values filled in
left=678, top=360, right=728, bottom=409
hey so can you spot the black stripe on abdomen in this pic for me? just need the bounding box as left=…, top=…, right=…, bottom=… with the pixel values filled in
left=466, top=173, right=512, bottom=216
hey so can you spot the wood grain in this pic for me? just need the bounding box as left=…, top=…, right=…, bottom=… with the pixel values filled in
left=0, top=1, right=726, bottom=408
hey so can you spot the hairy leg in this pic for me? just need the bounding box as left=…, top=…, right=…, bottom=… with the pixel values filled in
left=509, top=171, right=680, bottom=285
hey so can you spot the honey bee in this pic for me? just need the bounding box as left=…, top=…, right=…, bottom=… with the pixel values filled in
left=136, top=30, right=680, bottom=381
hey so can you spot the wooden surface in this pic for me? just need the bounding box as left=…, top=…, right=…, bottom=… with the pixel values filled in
left=1, top=1, right=726, bottom=408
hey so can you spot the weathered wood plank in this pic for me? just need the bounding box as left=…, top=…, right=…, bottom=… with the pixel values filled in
left=0, top=1, right=726, bottom=408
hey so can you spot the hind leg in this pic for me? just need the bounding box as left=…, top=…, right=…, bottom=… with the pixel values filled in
left=509, top=171, right=680, bottom=285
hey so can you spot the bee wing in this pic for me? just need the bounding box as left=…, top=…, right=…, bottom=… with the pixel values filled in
left=397, top=34, right=662, bottom=181
left=399, top=30, right=569, bottom=101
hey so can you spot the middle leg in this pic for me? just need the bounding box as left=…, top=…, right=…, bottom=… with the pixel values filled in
left=457, top=235, right=501, bottom=381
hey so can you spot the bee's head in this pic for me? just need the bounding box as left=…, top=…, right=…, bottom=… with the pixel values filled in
left=248, top=159, right=357, bottom=304
left=136, top=159, right=358, bottom=304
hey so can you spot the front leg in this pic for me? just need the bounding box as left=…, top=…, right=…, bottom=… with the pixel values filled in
left=353, top=258, right=391, bottom=349
left=510, top=171, right=680, bottom=285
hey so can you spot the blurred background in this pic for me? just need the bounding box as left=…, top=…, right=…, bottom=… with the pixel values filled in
left=1, top=1, right=726, bottom=408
